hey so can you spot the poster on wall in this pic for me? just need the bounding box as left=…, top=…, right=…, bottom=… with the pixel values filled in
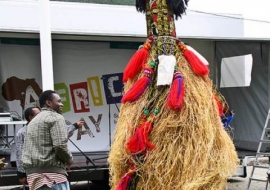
left=0, top=39, right=135, bottom=152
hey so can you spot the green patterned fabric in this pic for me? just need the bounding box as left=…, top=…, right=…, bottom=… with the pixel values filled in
left=50, top=0, right=134, bottom=5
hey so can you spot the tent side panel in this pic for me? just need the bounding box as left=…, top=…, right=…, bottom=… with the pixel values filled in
left=215, top=41, right=269, bottom=151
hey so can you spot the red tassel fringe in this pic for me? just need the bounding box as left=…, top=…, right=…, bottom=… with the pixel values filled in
left=126, top=121, right=155, bottom=154
left=167, top=74, right=185, bottom=110
left=116, top=172, right=134, bottom=190
left=123, top=47, right=149, bottom=83
left=122, top=68, right=153, bottom=103
left=183, top=48, right=209, bottom=76
left=214, top=95, right=223, bottom=116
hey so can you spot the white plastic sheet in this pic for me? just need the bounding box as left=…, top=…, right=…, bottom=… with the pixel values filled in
left=220, top=54, right=253, bottom=88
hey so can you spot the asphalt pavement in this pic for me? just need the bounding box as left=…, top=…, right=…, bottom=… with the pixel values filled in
left=0, top=166, right=269, bottom=190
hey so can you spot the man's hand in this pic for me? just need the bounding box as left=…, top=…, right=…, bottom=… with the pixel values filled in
left=76, top=120, right=84, bottom=128
left=0, top=158, right=6, bottom=170
left=65, top=159, right=73, bottom=172
left=19, top=177, right=27, bottom=185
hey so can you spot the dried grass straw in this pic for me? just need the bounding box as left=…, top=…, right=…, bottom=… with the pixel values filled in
left=109, top=47, right=239, bottom=190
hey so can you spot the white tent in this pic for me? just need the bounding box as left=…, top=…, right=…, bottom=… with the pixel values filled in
left=0, top=0, right=245, bottom=39
left=0, top=0, right=270, bottom=152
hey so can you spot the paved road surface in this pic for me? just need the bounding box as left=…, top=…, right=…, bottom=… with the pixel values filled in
left=0, top=166, right=269, bottom=190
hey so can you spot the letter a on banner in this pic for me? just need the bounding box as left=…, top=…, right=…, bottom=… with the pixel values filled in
left=25, top=86, right=39, bottom=108
left=89, top=114, right=102, bottom=132
left=77, top=118, right=95, bottom=140
left=70, top=82, right=90, bottom=113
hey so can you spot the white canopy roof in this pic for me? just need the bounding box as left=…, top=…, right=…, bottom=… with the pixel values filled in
left=0, top=0, right=269, bottom=40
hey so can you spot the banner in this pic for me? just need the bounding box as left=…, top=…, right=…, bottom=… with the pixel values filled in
left=0, top=39, right=135, bottom=152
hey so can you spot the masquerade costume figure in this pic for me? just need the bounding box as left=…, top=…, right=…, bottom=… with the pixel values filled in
left=108, top=0, right=238, bottom=189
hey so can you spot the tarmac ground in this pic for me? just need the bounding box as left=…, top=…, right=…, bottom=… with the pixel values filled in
left=0, top=166, right=269, bottom=190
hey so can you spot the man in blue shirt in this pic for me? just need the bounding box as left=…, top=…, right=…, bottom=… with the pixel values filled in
left=16, top=107, right=40, bottom=185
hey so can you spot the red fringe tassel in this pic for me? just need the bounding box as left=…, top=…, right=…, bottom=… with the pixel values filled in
left=126, top=121, right=155, bottom=154
left=116, top=172, right=134, bottom=190
left=214, top=95, right=223, bottom=116
left=122, top=68, right=153, bottom=103
left=123, top=47, right=149, bottom=83
left=183, top=47, right=209, bottom=76
left=167, top=74, right=185, bottom=110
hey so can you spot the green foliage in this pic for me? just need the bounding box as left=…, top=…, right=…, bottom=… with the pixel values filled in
left=50, top=0, right=134, bottom=6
